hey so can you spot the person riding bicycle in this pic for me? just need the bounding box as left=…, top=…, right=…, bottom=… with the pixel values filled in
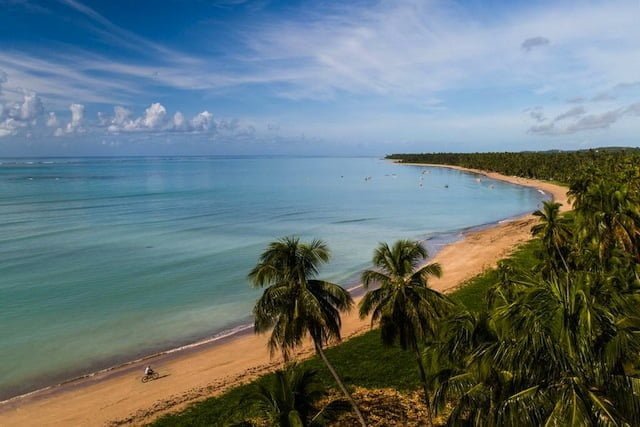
left=144, top=365, right=155, bottom=376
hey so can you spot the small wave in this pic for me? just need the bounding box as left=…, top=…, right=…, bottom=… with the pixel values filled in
left=273, top=210, right=312, bottom=219
left=164, top=324, right=254, bottom=354
left=332, top=218, right=375, bottom=224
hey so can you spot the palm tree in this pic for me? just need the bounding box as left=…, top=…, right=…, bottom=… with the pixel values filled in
left=531, top=200, right=572, bottom=274
left=435, top=271, right=640, bottom=426
left=248, top=237, right=366, bottom=426
left=240, top=365, right=347, bottom=426
left=359, top=239, right=451, bottom=425
left=574, top=181, right=640, bottom=265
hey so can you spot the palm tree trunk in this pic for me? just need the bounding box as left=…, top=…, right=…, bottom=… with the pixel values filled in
left=314, top=341, right=367, bottom=427
left=554, top=240, right=570, bottom=272
left=414, top=347, right=434, bottom=427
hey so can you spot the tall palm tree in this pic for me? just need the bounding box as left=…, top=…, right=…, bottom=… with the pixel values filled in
left=359, top=239, right=452, bottom=425
left=248, top=237, right=366, bottom=427
left=531, top=200, right=572, bottom=274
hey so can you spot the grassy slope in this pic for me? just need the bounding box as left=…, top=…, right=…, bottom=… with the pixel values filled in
left=152, top=239, right=541, bottom=426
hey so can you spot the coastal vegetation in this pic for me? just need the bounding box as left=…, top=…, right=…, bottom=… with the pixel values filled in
left=154, top=151, right=640, bottom=426
left=236, top=365, right=348, bottom=426
left=387, top=149, right=640, bottom=184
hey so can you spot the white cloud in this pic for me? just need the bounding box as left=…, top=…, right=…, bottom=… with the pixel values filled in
left=190, top=111, right=214, bottom=131
left=0, top=70, right=251, bottom=141
left=140, top=102, right=166, bottom=129
left=105, top=103, right=223, bottom=135
left=66, top=103, right=85, bottom=133
left=113, top=106, right=132, bottom=126
left=107, top=102, right=167, bottom=132
left=528, top=102, right=639, bottom=135
left=0, top=79, right=44, bottom=138
left=18, top=91, right=43, bottom=121
left=0, top=118, right=25, bottom=137
left=172, top=111, right=188, bottom=131
left=46, top=112, right=59, bottom=127
left=55, top=103, right=85, bottom=136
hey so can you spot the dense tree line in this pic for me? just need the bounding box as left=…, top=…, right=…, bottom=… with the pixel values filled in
left=387, top=149, right=640, bottom=184
left=423, top=157, right=640, bottom=425
left=240, top=152, right=640, bottom=426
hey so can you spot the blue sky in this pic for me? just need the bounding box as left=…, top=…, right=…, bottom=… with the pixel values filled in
left=0, top=0, right=639, bottom=156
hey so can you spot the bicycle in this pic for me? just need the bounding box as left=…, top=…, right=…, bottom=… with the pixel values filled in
left=141, top=371, right=160, bottom=383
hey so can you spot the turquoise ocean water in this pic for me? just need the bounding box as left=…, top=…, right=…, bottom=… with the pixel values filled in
left=0, top=157, right=546, bottom=399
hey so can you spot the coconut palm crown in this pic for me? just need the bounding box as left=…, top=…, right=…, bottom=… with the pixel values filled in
left=359, top=240, right=450, bottom=350
left=248, top=236, right=353, bottom=360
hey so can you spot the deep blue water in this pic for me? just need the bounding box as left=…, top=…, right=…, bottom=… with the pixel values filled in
left=0, top=157, right=546, bottom=399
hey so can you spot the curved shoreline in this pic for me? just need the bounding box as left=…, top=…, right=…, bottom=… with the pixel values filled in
left=0, top=165, right=569, bottom=426
left=0, top=229, right=460, bottom=405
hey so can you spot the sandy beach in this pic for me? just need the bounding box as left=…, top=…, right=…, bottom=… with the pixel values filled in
left=0, top=165, right=569, bottom=427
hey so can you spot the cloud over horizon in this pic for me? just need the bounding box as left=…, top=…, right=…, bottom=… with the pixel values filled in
left=528, top=102, right=640, bottom=136
left=0, top=0, right=639, bottom=154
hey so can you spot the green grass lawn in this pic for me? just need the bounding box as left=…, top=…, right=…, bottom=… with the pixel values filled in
left=151, top=239, right=540, bottom=426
